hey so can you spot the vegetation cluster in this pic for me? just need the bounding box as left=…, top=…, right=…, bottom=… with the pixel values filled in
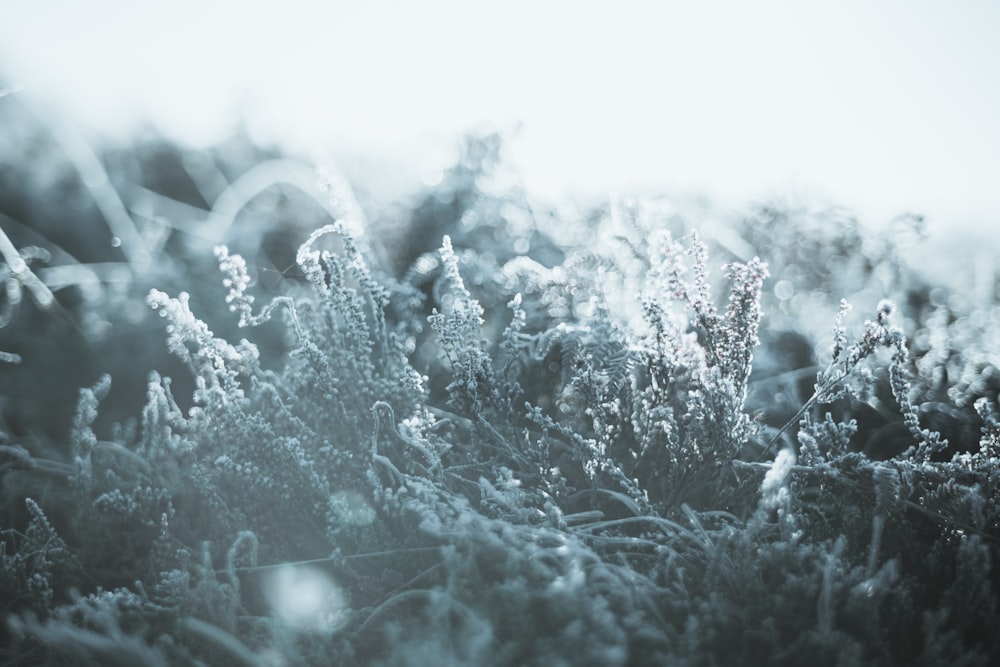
left=1, top=101, right=998, bottom=665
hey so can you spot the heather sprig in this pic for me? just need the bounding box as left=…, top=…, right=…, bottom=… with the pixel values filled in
left=146, top=289, right=260, bottom=410
left=428, top=235, right=500, bottom=418
left=762, top=299, right=919, bottom=460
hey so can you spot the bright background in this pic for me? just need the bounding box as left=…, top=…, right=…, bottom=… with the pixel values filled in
left=1, top=0, right=998, bottom=238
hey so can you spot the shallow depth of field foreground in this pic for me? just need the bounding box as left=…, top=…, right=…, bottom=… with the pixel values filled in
left=1, top=111, right=999, bottom=665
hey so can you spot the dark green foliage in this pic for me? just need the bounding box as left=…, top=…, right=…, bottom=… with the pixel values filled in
left=1, top=126, right=998, bottom=665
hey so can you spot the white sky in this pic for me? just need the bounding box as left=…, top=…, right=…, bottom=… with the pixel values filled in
left=1, top=0, right=999, bottom=235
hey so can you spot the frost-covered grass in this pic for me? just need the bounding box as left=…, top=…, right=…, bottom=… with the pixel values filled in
left=1, top=105, right=999, bottom=665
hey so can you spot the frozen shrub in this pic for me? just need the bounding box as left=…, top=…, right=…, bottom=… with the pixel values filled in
left=0, top=132, right=998, bottom=665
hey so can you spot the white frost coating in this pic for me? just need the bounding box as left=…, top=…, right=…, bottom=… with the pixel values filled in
left=760, top=447, right=796, bottom=514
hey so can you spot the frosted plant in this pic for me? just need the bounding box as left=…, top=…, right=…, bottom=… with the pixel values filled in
left=428, top=235, right=502, bottom=418
left=146, top=289, right=260, bottom=410
left=2, top=132, right=999, bottom=665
